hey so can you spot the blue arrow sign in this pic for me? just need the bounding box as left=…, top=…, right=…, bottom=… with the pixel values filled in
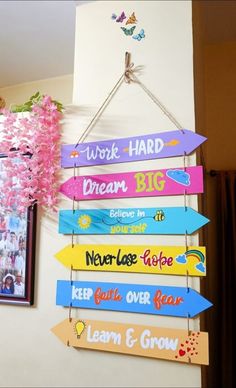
left=56, top=280, right=212, bottom=318
left=59, top=207, right=209, bottom=235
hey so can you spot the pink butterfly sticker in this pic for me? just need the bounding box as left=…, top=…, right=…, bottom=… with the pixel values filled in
left=116, top=11, right=126, bottom=23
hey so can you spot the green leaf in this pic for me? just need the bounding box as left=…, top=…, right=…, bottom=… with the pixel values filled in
left=9, top=92, right=63, bottom=113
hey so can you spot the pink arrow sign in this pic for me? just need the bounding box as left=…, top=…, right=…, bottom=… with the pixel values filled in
left=60, top=166, right=203, bottom=201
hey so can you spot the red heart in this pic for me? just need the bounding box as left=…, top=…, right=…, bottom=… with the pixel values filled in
left=179, top=349, right=186, bottom=357
left=187, top=347, right=191, bottom=352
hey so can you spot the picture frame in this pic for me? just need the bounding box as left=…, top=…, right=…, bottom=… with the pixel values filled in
left=0, top=155, right=37, bottom=306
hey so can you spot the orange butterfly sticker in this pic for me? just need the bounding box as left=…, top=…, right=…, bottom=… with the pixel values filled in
left=126, top=12, right=137, bottom=25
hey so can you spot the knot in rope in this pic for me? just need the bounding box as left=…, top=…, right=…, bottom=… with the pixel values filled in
left=124, top=62, right=135, bottom=83
left=124, top=51, right=136, bottom=83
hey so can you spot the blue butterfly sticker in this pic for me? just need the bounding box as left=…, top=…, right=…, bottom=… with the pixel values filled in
left=133, top=28, right=145, bottom=41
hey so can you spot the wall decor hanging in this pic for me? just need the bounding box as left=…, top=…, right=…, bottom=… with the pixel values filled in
left=0, top=92, right=62, bottom=211
left=52, top=318, right=209, bottom=365
left=59, top=207, right=209, bottom=235
left=55, top=244, right=206, bottom=276
left=56, top=280, right=212, bottom=317
left=0, top=156, right=37, bottom=305
left=0, top=93, right=62, bottom=306
left=53, top=52, right=211, bottom=365
left=61, top=130, right=206, bottom=168
left=111, top=11, right=145, bottom=42
left=60, top=165, right=203, bottom=201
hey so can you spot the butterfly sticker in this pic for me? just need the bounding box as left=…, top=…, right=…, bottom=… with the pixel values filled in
left=126, top=12, right=137, bottom=25
left=132, top=28, right=145, bottom=41
left=121, top=26, right=136, bottom=36
left=116, top=11, right=126, bottom=23
left=111, top=13, right=117, bottom=20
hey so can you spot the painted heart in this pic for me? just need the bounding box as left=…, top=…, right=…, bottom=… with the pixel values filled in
left=187, top=347, right=191, bottom=352
left=179, top=349, right=186, bottom=357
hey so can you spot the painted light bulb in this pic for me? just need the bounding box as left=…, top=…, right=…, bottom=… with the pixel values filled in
left=75, top=320, right=85, bottom=338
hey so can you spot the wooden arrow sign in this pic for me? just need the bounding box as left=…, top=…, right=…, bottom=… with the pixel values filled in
left=59, top=207, right=209, bottom=235
left=60, top=166, right=203, bottom=201
left=51, top=318, right=209, bottom=365
left=61, top=129, right=207, bottom=168
left=56, top=280, right=212, bottom=318
left=55, top=244, right=206, bottom=276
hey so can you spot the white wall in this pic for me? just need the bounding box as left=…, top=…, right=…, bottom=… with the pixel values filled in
left=0, top=1, right=202, bottom=387
left=0, top=74, right=73, bottom=108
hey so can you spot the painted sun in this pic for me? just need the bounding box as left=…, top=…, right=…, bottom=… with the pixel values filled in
left=78, top=215, right=91, bottom=229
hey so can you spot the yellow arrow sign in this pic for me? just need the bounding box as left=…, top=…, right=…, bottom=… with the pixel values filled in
left=55, top=244, right=206, bottom=276
left=51, top=318, right=209, bottom=365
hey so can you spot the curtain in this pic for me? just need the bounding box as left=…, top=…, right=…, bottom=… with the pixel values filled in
left=202, top=171, right=236, bottom=388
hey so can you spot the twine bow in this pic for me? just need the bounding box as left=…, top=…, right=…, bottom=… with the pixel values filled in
left=124, top=52, right=135, bottom=83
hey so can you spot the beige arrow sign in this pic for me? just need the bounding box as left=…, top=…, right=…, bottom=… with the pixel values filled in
left=51, top=318, right=209, bottom=365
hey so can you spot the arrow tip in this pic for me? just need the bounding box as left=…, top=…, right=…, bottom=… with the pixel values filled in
left=51, top=319, right=72, bottom=345
left=186, top=208, right=210, bottom=234
left=188, top=290, right=213, bottom=317
left=182, top=130, right=207, bottom=154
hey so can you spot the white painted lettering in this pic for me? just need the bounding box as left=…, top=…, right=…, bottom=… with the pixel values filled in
left=80, top=143, right=120, bottom=161
left=125, top=328, right=137, bottom=348
left=126, top=291, right=151, bottom=305
left=71, top=286, right=93, bottom=300
left=128, top=138, right=164, bottom=157
left=87, top=325, right=121, bottom=344
left=140, top=330, right=178, bottom=351
left=83, top=179, right=128, bottom=196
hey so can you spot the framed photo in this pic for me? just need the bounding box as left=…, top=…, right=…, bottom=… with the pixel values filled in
left=0, top=155, right=37, bottom=305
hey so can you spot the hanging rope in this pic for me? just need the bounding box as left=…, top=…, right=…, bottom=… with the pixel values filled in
left=74, top=52, right=184, bottom=148
left=131, top=72, right=183, bottom=130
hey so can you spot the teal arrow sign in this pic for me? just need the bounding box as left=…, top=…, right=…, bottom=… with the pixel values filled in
left=56, top=280, right=213, bottom=318
left=59, top=207, right=209, bottom=235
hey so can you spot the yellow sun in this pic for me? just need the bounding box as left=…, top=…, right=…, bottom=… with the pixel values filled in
left=78, top=215, right=91, bottom=229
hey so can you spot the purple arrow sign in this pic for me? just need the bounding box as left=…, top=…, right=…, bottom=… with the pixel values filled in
left=61, top=129, right=207, bottom=168
left=60, top=165, right=203, bottom=201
